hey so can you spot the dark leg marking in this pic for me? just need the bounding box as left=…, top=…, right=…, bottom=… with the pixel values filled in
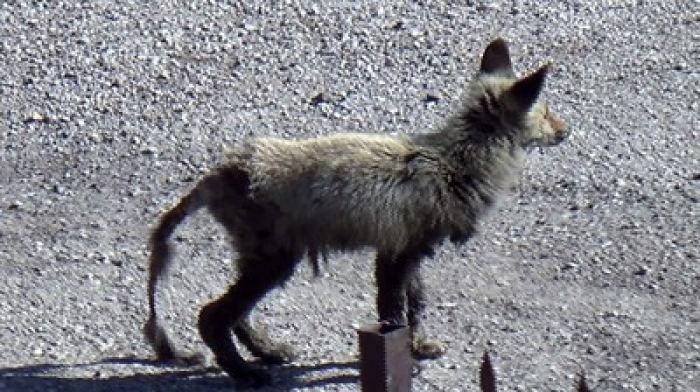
left=375, top=251, right=418, bottom=326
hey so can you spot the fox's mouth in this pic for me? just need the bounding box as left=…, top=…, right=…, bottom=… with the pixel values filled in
left=554, top=128, right=571, bottom=144
left=525, top=132, right=569, bottom=150
left=547, top=135, right=568, bottom=147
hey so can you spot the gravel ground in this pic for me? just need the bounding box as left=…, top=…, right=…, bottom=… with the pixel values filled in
left=1, top=1, right=698, bottom=391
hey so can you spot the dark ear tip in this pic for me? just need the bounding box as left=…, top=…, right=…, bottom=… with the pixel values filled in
left=507, top=61, right=552, bottom=109
left=529, top=62, right=552, bottom=81
left=481, top=38, right=514, bottom=76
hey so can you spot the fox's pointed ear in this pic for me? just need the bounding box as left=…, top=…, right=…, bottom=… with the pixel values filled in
left=507, top=63, right=550, bottom=109
left=480, top=38, right=514, bottom=76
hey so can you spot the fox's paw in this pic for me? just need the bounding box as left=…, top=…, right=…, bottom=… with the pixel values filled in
left=412, top=337, right=447, bottom=360
left=254, top=342, right=296, bottom=365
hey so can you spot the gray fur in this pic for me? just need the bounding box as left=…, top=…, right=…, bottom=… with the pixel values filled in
left=144, top=38, right=568, bottom=387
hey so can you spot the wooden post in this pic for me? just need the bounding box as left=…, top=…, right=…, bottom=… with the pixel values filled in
left=358, top=323, right=413, bottom=392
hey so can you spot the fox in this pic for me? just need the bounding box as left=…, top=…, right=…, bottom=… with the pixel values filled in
left=144, top=38, right=569, bottom=387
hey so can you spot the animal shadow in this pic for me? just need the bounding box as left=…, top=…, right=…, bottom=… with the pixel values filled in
left=0, top=356, right=360, bottom=392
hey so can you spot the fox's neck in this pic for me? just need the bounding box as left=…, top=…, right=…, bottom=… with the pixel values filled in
left=415, top=112, right=523, bottom=164
left=413, top=113, right=525, bottom=194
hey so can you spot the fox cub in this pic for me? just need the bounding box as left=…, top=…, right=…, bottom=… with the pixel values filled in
left=144, top=38, right=568, bottom=387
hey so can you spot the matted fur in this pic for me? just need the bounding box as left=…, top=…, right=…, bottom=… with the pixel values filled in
left=144, top=38, right=568, bottom=387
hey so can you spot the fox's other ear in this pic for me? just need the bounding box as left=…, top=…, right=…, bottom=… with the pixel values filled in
left=480, top=38, right=515, bottom=76
left=507, top=63, right=550, bottom=110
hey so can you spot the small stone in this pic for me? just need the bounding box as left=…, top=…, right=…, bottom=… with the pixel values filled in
left=25, top=112, right=46, bottom=123
left=423, top=93, right=440, bottom=104
left=634, top=266, right=649, bottom=276
left=141, top=146, right=157, bottom=155
left=309, top=92, right=327, bottom=106
left=561, top=262, right=579, bottom=271
left=389, top=20, right=404, bottom=30
left=408, top=27, right=423, bottom=37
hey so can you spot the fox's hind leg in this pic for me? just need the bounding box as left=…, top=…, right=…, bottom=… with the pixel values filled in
left=197, top=251, right=298, bottom=387
left=234, top=316, right=296, bottom=364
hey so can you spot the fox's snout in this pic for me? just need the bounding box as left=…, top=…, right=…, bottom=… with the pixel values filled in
left=549, top=113, right=569, bottom=144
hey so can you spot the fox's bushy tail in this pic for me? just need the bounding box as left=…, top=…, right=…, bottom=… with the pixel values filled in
left=144, top=185, right=204, bottom=361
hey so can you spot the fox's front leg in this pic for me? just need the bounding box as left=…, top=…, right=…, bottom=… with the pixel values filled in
left=375, top=252, right=413, bottom=326
left=407, top=273, right=446, bottom=359
left=375, top=249, right=446, bottom=359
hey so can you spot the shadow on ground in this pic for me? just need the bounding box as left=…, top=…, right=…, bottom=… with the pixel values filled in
left=0, top=356, right=360, bottom=391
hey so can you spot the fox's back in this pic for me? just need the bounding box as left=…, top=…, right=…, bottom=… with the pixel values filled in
left=225, top=133, right=448, bottom=250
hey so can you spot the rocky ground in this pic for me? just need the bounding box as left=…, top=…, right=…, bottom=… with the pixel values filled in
left=0, top=1, right=698, bottom=391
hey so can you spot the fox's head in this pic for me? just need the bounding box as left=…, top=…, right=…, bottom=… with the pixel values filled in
left=465, top=38, right=568, bottom=148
